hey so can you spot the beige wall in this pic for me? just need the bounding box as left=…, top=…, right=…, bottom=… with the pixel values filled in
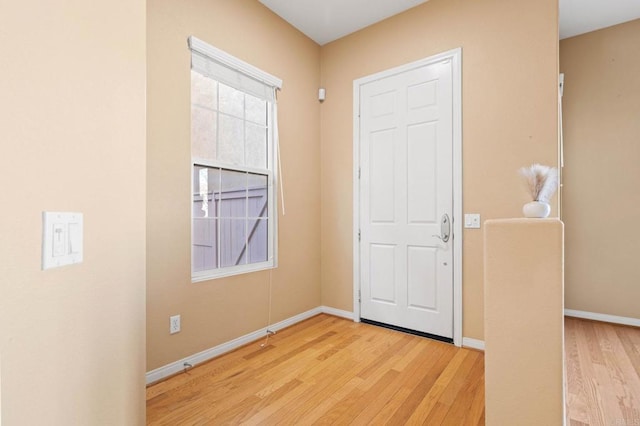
left=0, top=0, right=146, bottom=424
left=560, top=19, right=640, bottom=319
left=484, top=219, right=564, bottom=425
left=320, top=0, right=559, bottom=340
left=147, top=0, right=321, bottom=371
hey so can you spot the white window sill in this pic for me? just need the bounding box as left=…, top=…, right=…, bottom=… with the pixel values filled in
left=192, top=260, right=276, bottom=283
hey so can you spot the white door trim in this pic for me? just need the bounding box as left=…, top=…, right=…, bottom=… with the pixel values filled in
left=352, top=48, right=463, bottom=346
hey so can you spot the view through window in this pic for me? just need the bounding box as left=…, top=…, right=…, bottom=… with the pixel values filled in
left=190, top=38, right=280, bottom=281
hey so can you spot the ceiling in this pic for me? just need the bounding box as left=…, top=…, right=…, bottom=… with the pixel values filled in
left=259, top=0, right=640, bottom=45
left=258, top=0, right=428, bottom=45
left=559, top=0, right=640, bottom=39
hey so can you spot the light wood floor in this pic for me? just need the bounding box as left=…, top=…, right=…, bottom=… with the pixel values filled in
left=565, top=317, right=640, bottom=426
left=147, top=314, right=485, bottom=425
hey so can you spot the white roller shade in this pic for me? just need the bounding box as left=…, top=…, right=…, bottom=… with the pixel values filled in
left=189, top=36, right=282, bottom=102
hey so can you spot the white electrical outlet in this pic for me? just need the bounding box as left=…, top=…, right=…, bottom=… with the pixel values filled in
left=170, top=315, right=181, bottom=334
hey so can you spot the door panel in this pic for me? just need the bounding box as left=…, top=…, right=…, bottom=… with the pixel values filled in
left=407, top=246, right=437, bottom=310
left=359, top=58, right=453, bottom=338
left=370, top=244, right=397, bottom=303
left=407, top=122, right=438, bottom=223
left=370, top=129, right=396, bottom=223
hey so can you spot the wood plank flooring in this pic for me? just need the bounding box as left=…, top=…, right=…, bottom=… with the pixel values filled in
left=565, top=316, right=640, bottom=426
left=146, top=314, right=485, bottom=425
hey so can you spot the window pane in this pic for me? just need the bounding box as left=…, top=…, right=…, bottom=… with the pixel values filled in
left=218, top=114, right=244, bottom=165
left=192, top=218, right=217, bottom=272
left=247, top=173, right=268, bottom=218
left=191, top=70, right=217, bottom=109
left=248, top=219, right=268, bottom=263
left=193, top=166, right=220, bottom=218
left=220, top=219, right=247, bottom=267
left=220, top=169, right=247, bottom=193
left=219, top=169, right=247, bottom=218
left=245, top=94, right=267, bottom=125
left=191, top=106, right=217, bottom=162
left=192, top=165, right=220, bottom=271
left=245, top=122, right=267, bottom=169
left=219, top=83, right=244, bottom=118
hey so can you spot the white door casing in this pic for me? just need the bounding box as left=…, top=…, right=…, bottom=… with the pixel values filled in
left=353, top=49, right=462, bottom=344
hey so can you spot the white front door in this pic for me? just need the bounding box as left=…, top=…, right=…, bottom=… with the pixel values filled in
left=357, top=54, right=456, bottom=339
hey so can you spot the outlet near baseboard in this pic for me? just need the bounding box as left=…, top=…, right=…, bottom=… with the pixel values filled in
left=170, top=315, right=181, bottom=334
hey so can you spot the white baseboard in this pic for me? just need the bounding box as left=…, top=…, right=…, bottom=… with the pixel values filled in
left=462, top=337, right=485, bottom=351
left=145, top=306, right=357, bottom=385
left=146, top=307, right=324, bottom=385
left=564, top=309, right=640, bottom=327
left=320, top=306, right=354, bottom=320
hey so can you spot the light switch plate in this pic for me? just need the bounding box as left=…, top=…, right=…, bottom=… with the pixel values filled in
left=42, top=212, right=83, bottom=270
left=464, top=213, right=481, bottom=229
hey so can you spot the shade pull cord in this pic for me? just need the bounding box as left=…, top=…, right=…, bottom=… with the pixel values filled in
left=260, top=268, right=276, bottom=348
left=274, top=101, right=285, bottom=216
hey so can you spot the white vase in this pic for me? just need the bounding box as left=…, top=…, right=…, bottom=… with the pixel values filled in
left=523, top=201, right=551, bottom=218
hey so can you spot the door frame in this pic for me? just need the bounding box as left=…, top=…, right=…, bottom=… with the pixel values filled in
left=352, top=48, right=463, bottom=346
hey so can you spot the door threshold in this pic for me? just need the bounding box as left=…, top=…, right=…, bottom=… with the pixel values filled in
left=360, top=318, right=454, bottom=344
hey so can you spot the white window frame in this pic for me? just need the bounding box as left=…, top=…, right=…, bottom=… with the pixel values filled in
left=189, top=36, right=282, bottom=282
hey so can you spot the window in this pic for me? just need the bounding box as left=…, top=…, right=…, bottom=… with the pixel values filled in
left=189, top=37, right=282, bottom=281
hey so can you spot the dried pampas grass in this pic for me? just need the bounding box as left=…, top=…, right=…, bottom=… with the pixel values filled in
left=519, top=163, right=558, bottom=203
